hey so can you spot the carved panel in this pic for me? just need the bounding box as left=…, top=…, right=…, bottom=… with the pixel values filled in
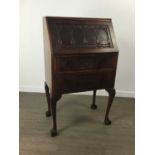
left=52, top=24, right=113, bottom=49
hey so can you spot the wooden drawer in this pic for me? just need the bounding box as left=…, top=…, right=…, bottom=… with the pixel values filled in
left=55, top=53, right=117, bottom=73
left=54, top=70, right=115, bottom=93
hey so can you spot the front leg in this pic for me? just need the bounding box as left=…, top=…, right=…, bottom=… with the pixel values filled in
left=104, top=88, right=116, bottom=125
left=50, top=94, right=61, bottom=137
left=91, top=90, right=97, bottom=110
left=44, top=82, right=51, bottom=117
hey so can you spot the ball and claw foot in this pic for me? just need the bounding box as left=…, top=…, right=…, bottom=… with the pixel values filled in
left=104, top=118, right=112, bottom=125
left=91, top=104, right=97, bottom=110
left=45, top=110, right=51, bottom=117
left=50, top=129, right=58, bottom=137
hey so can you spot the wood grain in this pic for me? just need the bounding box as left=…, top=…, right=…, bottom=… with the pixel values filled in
left=43, top=17, right=119, bottom=134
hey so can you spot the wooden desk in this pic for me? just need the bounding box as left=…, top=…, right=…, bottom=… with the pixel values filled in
left=43, top=17, right=119, bottom=137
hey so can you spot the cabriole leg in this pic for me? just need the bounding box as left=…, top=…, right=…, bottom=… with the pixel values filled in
left=44, top=82, right=51, bottom=117
left=104, top=88, right=116, bottom=125
left=50, top=95, right=61, bottom=137
left=91, top=90, right=97, bottom=110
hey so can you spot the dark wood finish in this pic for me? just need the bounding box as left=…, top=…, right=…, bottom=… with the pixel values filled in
left=50, top=95, right=61, bottom=137
left=44, top=82, right=51, bottom=117
left=91, top=90, right=97, bottom=109
left=51, top=24, right=113, bottom=49
left=104, top=88, right=116, bottom=125
left=43, top=16, right=119, bottom=137
left=55, top=53, right=117, bottom=72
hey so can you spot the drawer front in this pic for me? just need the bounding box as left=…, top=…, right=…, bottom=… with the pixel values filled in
left=54, top=70, right=115, bottom=93
left=55, top=53, right=117, bottom=73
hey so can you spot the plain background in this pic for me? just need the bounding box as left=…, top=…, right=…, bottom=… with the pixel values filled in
left=19, top=0, right=135, bottom=97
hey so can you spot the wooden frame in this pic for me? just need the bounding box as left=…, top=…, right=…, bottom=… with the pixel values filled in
left=43, top=16, right=119, bottom=137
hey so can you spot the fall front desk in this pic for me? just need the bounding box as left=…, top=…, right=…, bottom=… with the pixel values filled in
left=43, top=17, right=118, bottom=137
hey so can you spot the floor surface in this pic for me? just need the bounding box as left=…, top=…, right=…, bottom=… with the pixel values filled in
left=20, top=92, right=135, bottom=155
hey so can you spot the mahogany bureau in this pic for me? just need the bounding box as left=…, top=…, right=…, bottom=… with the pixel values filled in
left=43, top=16, right=119, bottom=137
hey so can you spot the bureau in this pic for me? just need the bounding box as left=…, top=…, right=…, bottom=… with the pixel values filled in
left=43, top=16, right=119, bottom=137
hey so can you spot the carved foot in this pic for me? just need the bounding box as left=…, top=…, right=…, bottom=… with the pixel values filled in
left=50, top=95, right=61, bottom=137
left=45, top=110, right=51, bottom=117
left=104, top=118, right=112, bottom=125
left=90, top=104, right=98, bottom=110
left=104, top=88, right=115, bottom=126
left=50, top=129, right=58, bottom=137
